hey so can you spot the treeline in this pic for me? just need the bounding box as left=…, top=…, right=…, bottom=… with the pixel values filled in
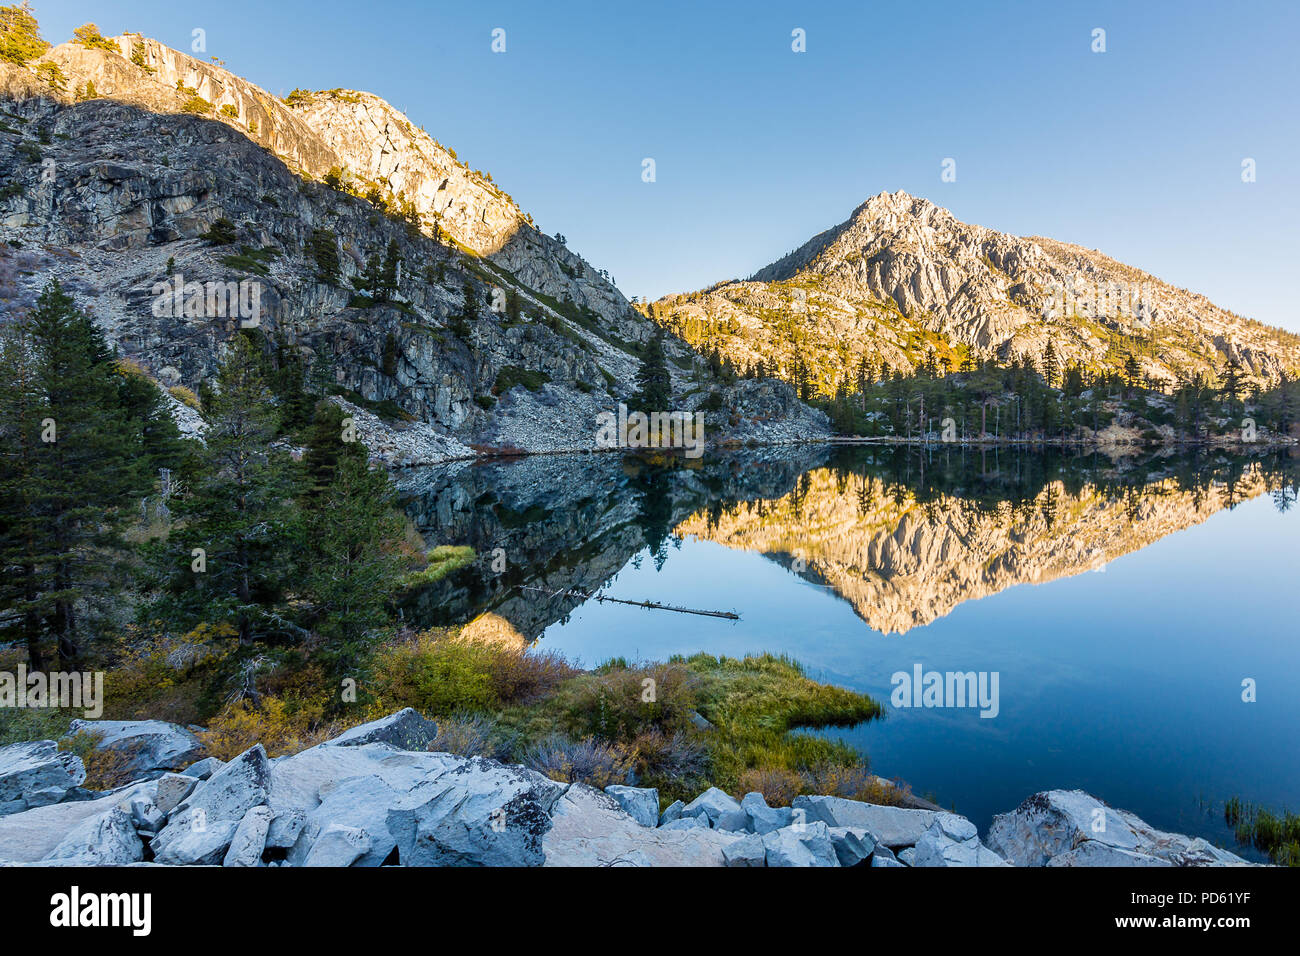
left=0, top=280, right=416, bottom=695
left=804, top=350, right=1299, bottom=443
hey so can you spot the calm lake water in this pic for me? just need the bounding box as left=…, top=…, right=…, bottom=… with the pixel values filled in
left=399, top=445, right=1300, bottom=855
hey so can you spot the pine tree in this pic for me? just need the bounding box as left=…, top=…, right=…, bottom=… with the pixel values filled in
left=632, top=330, right=671, bottom=411
left=157, top=335, right=298, bottom=646
left=0, top=281, right=148, bottom=667
left=1042, top=340, right=1060, bottom=388
left=0, top=2, right=50, bottom=66
left=296, top=451, right=406, bottom=674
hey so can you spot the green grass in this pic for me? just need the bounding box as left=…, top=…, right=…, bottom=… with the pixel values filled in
left=1225, top=797, right=1300, bottom=865
left=401, top=545, right=475, bottom=588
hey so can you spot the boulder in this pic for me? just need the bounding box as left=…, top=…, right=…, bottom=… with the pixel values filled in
left=828, top=826, right=876, bottom=867
left=180, top=757, right=224, bottom=780
left=0, top=740, right=86, bottom=815
left=762, top=821, right=840, bottom=867
left=542, top=784, right=746, bottom=866
left=741, top=791, right=793, bottom=835
left=150, top=810, right=241, bottom=865
left=154, top=773, right=199, bottom=814
left=387, top=756, right=565, bottom=866
left=265, top=808, right=307, bottom=849
left=658, top=800, right=684, bottom=826
left=303, top=823, right=370, bottom=867
left=987, top=790, right=1250, bottom=868
left=0, top=780, right=152, bottom=862
left=722, top=832, right=767, bottom=867
left=267, top=743, right=456, bottom=861
left=128, top=795, right=165, bottom=832
left=603, top=785, right=659, bottom=828
left=66, top=719, right=202, bottom=775
left=1047, top=842, right=1175, bottom=867
left=682, top=787, right=748, bottom=831
left=910, top=814, right=1009, bottom=867
left=792, top=795, right=948, bottom=848
left=323, top=709, right=439, bottom=752
left=151, top=745, right=272, bottom=864
left=170, top=745, right=271, bottom=824
left=658, top=815, right=709, bottom=831
left=41, top=806, right=143, bottom=865
left=286, top=774, right=408, bottom=867
left=223, top=806, right=274, bottom=867
left=871, top=845, right=906, bottom=867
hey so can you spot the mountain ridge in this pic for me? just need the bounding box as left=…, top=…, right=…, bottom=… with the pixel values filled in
left=0, top=30, right=827, bottom=460
left=653, top=189, right=1300, bottom=395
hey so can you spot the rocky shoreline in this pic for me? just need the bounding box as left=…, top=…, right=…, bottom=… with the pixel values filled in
left=0, top=711, right=1253, bottom=867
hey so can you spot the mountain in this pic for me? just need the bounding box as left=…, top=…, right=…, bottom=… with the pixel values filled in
left=675, top=456, right=1283, bottom=634
left=0, top=31, right=825, bottom=462
left=649, top=190, right=1300, bottom=395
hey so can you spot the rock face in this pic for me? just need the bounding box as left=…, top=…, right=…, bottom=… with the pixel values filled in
left=762, top=822, right=840, bottom=867
left=792, top=794, right=946, bottom=848
left=987, top=790, right=1250, bottom=867
left=603, top=785, right=659, bottom=828
left=0, top=37, right=826, bottom=466
left=0, top=716, right=1254, bottom=868
left=655, top=190, right=1300, bottom=388
left=65, top=719, right=203, bottom=776
left=323, top=708, right=439, bottom=752
left=42, top=805, right=143, bottom=865
left=0, top=740, right=86, bottom=816
left=909, top=813, right=1009, bottom=867
left=387, top=757, right=565, bottom=867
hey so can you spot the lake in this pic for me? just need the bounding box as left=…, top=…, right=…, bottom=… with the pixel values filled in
left=398, top=444, right=1300, bottom=856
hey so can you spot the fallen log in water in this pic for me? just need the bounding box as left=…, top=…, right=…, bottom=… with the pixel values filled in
left=517, top=585, right=740, bottom=620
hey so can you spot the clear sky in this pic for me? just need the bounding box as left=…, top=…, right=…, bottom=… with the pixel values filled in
left=33, top=0, right=1300, bottom=331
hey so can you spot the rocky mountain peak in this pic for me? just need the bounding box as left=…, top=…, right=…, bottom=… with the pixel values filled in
left=668, top=188, right=1300, bottom=386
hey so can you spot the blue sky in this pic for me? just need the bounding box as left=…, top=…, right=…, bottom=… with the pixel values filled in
left=35, top=0, right=1300, bottom=331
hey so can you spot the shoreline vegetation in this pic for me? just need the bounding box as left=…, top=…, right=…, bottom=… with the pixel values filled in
left=2, top=629, right=902, bottom=812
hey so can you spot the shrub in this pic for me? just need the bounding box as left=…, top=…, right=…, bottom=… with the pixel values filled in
left=219, top=104, right=238, bottom=119
left=198, top=696, right=337, bottom=760
left=401, top=544, right=474, bottom=588
left=561, top=660, right=697, bottom=741
left=201, top=217, right=237, bottom=245
left=0, top=703, right=71, bottom=747
left=736, top=766, right=804, bottom=806
left=180, top=94, right=211, bottom=115
left=474, top=394, right=496, bottom=411
left=368, top=632, right=499, bottom=715
left=426, top=712, right=504, bottom=759
left=522, top=733, right=636, bottom=788
left=168, top=385, right=201, bottom=410
left=58, top=730, right=136, bottom=790
left=492, top=365, right=550, bottom=395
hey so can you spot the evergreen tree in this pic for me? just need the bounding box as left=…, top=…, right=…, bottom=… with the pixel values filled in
left=633, top=330, right=672, bottom=411
left=0, top=2, right=50, bottom=66
left=156, top=336, right=298, bottom=646
left=0, top=281, right=148, bottom=667
left=296, top=451, right=406, bottom=674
